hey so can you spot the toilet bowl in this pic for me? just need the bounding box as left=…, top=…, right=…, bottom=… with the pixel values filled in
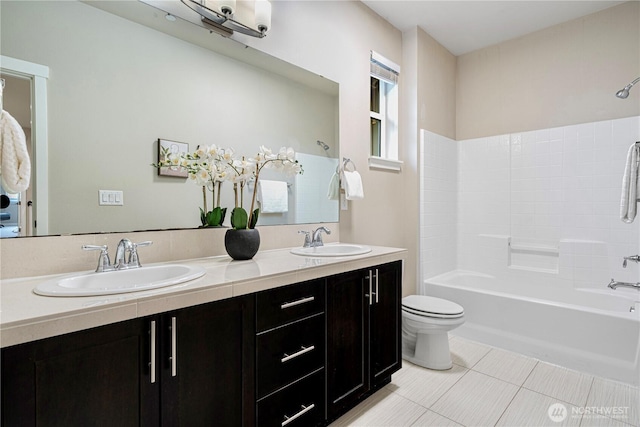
left=401, top=295, right=464, bottom=370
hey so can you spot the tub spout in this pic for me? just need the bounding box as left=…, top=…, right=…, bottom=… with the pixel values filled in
left=608, top=278, right=640, bottom=290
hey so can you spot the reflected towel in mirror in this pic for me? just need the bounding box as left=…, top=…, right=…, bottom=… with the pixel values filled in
left=258, top=180, right=288, bottom=213
left=0, top=109, right=31, bottom=193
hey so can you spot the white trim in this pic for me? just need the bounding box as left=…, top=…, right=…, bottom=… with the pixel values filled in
left=370, top=50, right=401, bottom=74
left=1, top=55, right=49, bottom=235
left=368, top=156, right=403, bottom=172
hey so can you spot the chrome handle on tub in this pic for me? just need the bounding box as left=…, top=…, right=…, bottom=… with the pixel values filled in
left=281, top=296, right=315, bottom=310
left=150, top=320, right=157, bottom=384
left=281, top=345, right=315, bottom=363
left=282, top=404, right=315, bottom=426
left=170, top=316, right=177, bottom=377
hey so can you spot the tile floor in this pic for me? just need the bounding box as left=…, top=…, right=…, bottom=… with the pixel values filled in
left=330, top=336, right=639, bottom=427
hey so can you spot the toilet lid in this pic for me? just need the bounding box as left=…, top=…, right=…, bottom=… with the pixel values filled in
left=402, top=295, right=464, bottom=318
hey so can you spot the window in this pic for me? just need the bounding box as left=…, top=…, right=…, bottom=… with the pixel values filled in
left=369, top=51, right=402, bottom=171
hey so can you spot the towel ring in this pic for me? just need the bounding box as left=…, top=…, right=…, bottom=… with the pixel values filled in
left=337, top=157, right=356, bottom=174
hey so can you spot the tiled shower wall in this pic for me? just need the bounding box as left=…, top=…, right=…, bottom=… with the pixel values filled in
left=421, top=116, right=640, bottom=288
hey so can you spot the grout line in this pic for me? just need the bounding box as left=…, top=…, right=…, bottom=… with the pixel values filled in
left=492, top=384, right=523, bottom=427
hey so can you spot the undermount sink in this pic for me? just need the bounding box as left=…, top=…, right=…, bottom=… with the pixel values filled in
left=34, top=264, right=207, bottom=297
left=290, top=244, right=372, bottom=257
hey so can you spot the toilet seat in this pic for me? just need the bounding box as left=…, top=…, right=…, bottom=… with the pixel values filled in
left=402, top=295, right=464, bottom=319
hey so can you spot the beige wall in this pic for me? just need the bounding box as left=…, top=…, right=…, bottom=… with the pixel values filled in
left=457, top=1, right=640, bottom=140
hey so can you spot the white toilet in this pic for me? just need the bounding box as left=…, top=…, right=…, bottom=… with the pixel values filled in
left=401, top=295, right=465, bottom=370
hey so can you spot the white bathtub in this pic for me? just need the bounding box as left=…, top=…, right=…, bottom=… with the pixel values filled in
left=424, top=270, right=640, bottom=385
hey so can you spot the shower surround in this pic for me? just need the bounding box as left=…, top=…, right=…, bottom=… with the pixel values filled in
left=419, top=116, right=640, bottom=383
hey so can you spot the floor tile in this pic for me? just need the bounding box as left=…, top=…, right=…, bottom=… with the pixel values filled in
left=496, top=387, right=582, bottom=427
left=524, top=361, right=594, bottom=406
left=585, top=377, right=639, bottom=427
left=472, top=347, right=539, bottom=385
left=410, top=409, right=463, bottom=427
left=329, top=388, right=427, bottom=427
left=430, top=370, right=520, bottom=426
left=385, top=361, right=468, bottom=408
left=449, top=335, right=492, bottom=368
left=580, top=414, right=637, bottom=427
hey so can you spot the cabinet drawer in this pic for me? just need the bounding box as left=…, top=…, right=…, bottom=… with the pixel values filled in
left=257, top=369, right=325, bottom=427
left=256, top=279, right=325, bottom=332
left=256, top=313, right=324, bottom=399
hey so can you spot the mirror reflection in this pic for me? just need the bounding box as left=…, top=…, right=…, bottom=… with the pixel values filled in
left=0, top=0, right=339, bottom=238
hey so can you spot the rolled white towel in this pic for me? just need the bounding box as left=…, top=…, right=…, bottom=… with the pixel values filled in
left=620, top=142, right=640, bottom=224
left=0, top=110, right=31, bottom=193
left=257, top=180, right=288, bottom=213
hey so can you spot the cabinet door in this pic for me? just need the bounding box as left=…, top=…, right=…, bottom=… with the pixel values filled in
left=1, top=318, right=157, bottom=427
left=326, top=268, right=369, bottom=419
left=160, top=295, right=255, bottom=427
left=370, top=261, right=402, bottom=386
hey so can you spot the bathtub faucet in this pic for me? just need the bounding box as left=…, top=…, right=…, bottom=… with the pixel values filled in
left=607, top=279, right=640, bottom=290
left=622, top=255, right=640, bottom=268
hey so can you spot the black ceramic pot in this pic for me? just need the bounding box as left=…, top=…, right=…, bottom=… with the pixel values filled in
left=224, top=228, right=260, bottom=260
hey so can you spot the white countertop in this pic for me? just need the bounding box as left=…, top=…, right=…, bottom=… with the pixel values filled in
left=0, top=245, right=406, bottom=348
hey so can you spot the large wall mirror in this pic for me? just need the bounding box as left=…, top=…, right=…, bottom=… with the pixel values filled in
left=0, top=0, right=339, bottom=238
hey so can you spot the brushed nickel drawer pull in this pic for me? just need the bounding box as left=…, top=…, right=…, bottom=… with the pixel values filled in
left=170, top=316, right=177, bottom=377
left=281, top=345, right=315, bottom=363
left=280, top=296, right=315, bottom=310
left=150, top=320, right=157, bottom=384
left=282, top=403, right=315, bottom=426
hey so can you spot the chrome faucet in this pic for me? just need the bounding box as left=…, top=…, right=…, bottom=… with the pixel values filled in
left=311, top=227, right=331, bottom=247
left=608, top=279, right=640, bottom=290
left=623, top=255, right=640, bottom=268
left=83, top=239, right=152, bottom=272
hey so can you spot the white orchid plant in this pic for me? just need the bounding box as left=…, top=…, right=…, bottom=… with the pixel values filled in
left=153, top=144, right=303, bottom=229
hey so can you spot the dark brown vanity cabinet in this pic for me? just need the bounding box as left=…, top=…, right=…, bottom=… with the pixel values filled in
left=1, top=260, right=403, bottom=427
left=326, top=261, right=402, bottom=421
left=255, top=278, right=326, bottom=427
left=1, top=295, right=255, bottom=427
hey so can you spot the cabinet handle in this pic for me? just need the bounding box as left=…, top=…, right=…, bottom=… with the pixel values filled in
left=375, top=268, right=379, bottom=304
left=367, top=272, right=373, bottom=306
left=150, top=320, right=157, bottom=384
left=170, top=316, right=177, bottom=377
left=281, top=296, right=315, bottom=310
left=281, top=345, right=315, bottom=363
left=282, top=403, right=315, bottom=426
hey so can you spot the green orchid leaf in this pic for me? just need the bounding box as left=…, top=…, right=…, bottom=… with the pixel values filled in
left=249, top=208, right=259, bottom=229
left=231, top=207, right=248, bottom=230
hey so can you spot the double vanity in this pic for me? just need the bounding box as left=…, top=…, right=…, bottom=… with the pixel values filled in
left=0, top=243, right=405, bottom=426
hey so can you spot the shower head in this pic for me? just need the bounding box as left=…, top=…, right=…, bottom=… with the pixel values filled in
left=317, top=140, right=329, bottom=151
left=615, top=77, right=640, bottom=99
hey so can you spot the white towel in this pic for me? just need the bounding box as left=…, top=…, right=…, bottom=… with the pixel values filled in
left=0, top=110, right=31, bottom=193
left=257, top=180, right=288, bottom=213
left=342, top=170, right=364, bottom=200
left=327, top=172, right=340, bottom=200
left=620, top=142, right=640, bottom=224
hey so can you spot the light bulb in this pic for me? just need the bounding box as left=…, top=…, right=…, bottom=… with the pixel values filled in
left=255, top=0, right=271, bottom=32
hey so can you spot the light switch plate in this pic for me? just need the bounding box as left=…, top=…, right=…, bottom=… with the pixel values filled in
left=99, top=190, right=124, bottom=206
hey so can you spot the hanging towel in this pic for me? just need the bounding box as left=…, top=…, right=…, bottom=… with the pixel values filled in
left=342, top=170, right=364, bottom=200
left=0, top=110, right=31, bottom=193
left=327, top=172, right=340, bottom=200
left=257, top=180, right=288, bottom=213
left=620, top=142, right=640, bottom=224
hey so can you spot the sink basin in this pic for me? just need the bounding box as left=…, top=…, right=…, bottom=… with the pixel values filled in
left=290, top=244, right=372, bottom=257
left=34, top=264, right=207, bottom=297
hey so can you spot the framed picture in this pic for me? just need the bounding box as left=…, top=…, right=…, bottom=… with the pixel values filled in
left=157, top=139, right=188, bottom=178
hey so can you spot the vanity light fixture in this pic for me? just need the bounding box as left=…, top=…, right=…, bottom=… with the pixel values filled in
left=181, top=0, right=272, bottom=38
